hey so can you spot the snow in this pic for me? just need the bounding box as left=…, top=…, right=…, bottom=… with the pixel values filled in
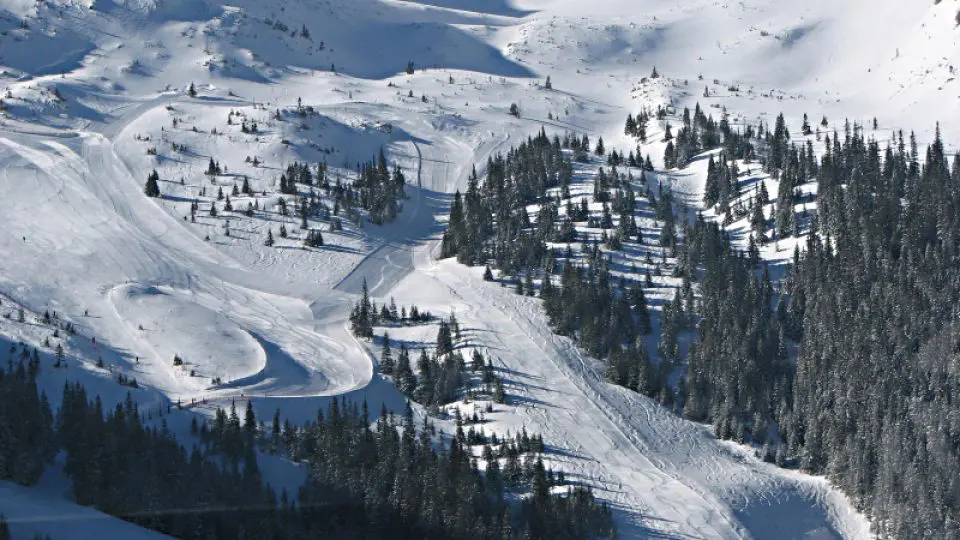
left=3, top=0, right=939, bottom=536
left=0, top=480, right=170, bottom=539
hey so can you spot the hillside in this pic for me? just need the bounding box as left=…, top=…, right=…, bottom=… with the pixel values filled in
left=0, top=0, right=956, bottom=538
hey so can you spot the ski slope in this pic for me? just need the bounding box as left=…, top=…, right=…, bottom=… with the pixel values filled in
left=0, top=480, right=170, bottom=540
left=5, top=0, right=951, bottom=536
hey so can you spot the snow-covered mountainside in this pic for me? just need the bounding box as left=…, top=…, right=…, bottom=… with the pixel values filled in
left=2, top=0, right=956, bottom=537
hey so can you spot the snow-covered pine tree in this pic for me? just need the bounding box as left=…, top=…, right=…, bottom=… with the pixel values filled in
left=380, top=332, right=394, bottom=375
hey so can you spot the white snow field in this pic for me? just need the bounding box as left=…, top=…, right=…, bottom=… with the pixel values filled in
left=5, top=0, right=956, bottom=536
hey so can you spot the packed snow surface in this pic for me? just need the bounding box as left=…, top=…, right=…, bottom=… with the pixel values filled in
left=5, top=0, right=950, bottom=536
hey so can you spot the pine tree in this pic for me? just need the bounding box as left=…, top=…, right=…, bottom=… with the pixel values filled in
left=351, top=279, right=373, bottom=339
left=271, top=409, right=281, bottom=445
left=663, top=141, right=676, bottom=169
left=624, top=114, right=637, bottom=137
left=414, top=348, right=434, bottom=404
left=144, top=170, right=160, bottom=198
left=395, top=345, right=415, bottom=395
left=436, top=321, right=454, bottom=357
left=493, top=377, right=505, bottom=403
left=381, top=332, right=394, bottom=375
left=750, top=196, right=766, bottom=241
left=244, top=401, right=257, bottom=440
left=264, top=229, right=275, bottom=247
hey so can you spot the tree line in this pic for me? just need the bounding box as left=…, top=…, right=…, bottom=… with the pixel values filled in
left=0, top=340, right=614, bottom=539
left=441, top=105, right=960, bottom=537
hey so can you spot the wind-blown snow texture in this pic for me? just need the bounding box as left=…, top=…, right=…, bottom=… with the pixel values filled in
left=4, top=0, right=953, bottom=536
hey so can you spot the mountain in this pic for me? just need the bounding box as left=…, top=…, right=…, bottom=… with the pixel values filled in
left=1, top=0, right=956, bottom=538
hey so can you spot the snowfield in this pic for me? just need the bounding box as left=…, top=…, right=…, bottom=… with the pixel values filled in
left=5, top=0, right=951, bottom=536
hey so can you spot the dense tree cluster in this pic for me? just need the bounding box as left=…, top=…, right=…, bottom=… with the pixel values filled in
left=442, top=130, right=572, bottom=270
left=0, top=343, right=614, bottom=539
left=354, top=149, right=407, bottom=224
left=664, top=104, right=755, bottom=170
left=543, top=261, right=652, bottom=361
left=59, top=387, right=282, bottom=538
left=287, top=400, right=615, bottom=539
left=694, top=120, right=960, bottom=537
left=680, top=218, right=789, bottom=449
left=440, top=135, right=658, bottom=398
left=0, top=346, right=55, bottom=486
left=279, top=161, right=314, bottom=195
left=781, top=124, right=960, bottom=538
left=445, top=106, right=960, bottom=537
left=703, top=156, right=740, bottom=215
left=623, top=110, right=651, bottom=142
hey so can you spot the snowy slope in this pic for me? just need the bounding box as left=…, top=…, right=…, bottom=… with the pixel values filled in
left=0, top=480, right=170, bottom=540
left=3, top=0, right=950, bottom=537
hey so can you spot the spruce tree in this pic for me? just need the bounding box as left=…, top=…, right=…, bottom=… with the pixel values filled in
left=436, top=321, right=454, bottom=357
left=144, top=170, right=160, bottom=198
left=395, top=344, right=415, bottom=395
left=380, top=332, right=394, bottom=375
